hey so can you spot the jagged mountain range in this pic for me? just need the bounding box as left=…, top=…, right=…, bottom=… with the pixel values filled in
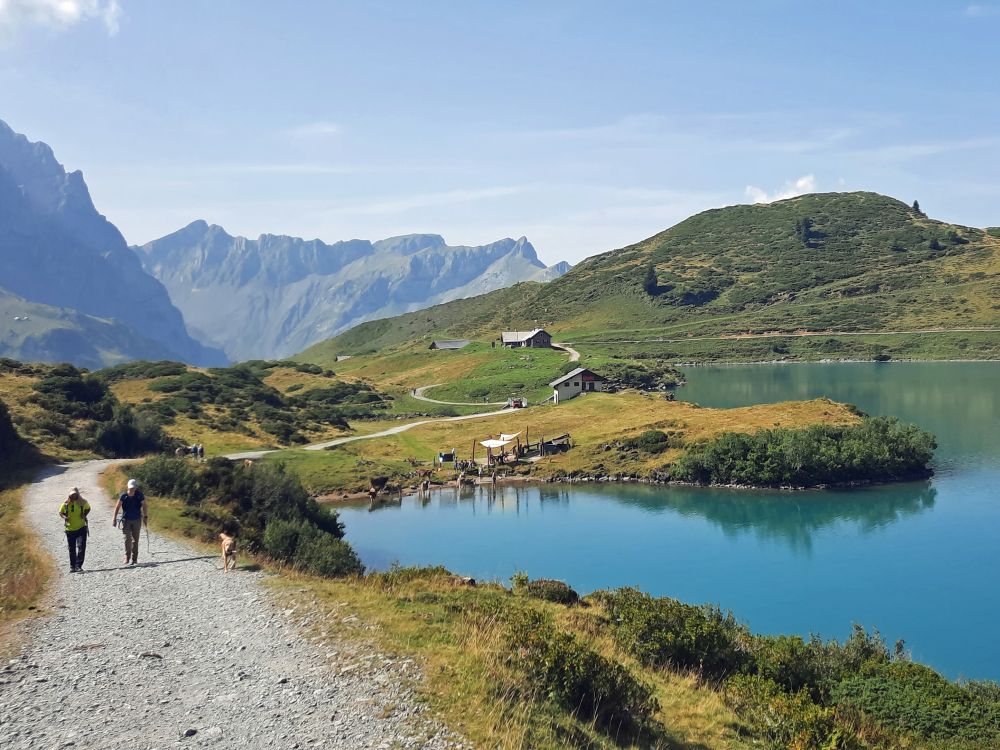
left=0, top=119, right=226, bottom=368
left=0, top=118, right=567, bottom=367
left=135, top=223, right=569, bottom=360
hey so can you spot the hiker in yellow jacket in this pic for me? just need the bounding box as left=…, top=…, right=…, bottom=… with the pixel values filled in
left=58, top=488, right=91, bottom=573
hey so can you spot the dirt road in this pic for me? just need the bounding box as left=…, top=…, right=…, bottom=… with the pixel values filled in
left=0, top=461, right=463, bottom=749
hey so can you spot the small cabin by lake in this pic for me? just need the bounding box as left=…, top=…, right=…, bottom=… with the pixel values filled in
left=500, top=329, right=552, bottom=348
left=550, top=367, right=606, bottom=404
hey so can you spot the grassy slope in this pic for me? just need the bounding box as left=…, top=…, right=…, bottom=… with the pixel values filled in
left=299, top=192, right=1000, bottom=364
left=267, top=393, right=860, bottom=494
left=0, top=287, right=180, bottom=370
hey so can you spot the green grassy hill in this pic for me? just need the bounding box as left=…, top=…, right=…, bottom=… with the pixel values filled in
left=300, top=192, right=1000, bottom=363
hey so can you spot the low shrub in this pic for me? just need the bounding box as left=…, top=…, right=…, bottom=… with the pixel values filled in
left=263, top=517, right=363, bottom=577
left=512, top=575, right=579, bottom=605
left=750, top=625, right=891, bottom=702
left=619, top=429, right=678, bottom=454
left=478, top=603, right=658, bottom=740
left=590, top=587, right=751, bottom=679
left=723, top=674, right=856, bottom=750
left=832, top=661, right=1000, bottom=745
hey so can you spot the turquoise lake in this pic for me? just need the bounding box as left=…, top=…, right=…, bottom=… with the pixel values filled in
left=338, top=362, right=1000, bottom=680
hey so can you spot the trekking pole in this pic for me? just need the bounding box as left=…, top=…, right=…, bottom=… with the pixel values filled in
left=145, top=519, right=150, bottom=555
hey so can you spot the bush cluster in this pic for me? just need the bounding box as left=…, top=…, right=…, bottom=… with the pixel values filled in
left=22, top=364, right=169, bottom=457
left=672, top=416, right=936, bottom=487
left=602, top=360, right=682, bottom=392
left=130, top=456, right=362, bottom=578
left=511, top=574, right=579, bottom=605
left=587, top=589, right=1000, bottom=748
left=591, top=587, right=751, bottom=679
left=100, top=359, right=387, bottom=445
left=475, top=600, right=658, bottom=740
left=618, top=429, right=681, bottom=454
left=832, top=661, right=1000, bottom=745
left=263, top=518, right=363, bottom=577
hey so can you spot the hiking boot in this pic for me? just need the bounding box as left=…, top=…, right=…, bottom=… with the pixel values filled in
left=70, top=566, right=77, bottom=573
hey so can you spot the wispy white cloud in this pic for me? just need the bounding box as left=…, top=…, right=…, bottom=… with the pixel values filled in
left=964, top=4, right=1000, bottom=17
left=285, top=121, right=342, bottom=139
left=745, top=174, right=817, bottom=204
left=0, top=0, right=121, bottom=36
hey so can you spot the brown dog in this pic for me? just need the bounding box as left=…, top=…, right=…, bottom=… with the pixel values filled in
left=219, top=533, right=237, bottom=572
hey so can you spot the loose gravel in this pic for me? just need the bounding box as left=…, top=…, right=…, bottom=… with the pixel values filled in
left=0, top=460, right=466, bottom=749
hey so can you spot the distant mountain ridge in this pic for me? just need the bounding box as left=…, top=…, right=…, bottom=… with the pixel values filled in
left=136, top=223, right=570, bottom=360
left=301, top=191, right=1000, bottom=359
left=0, top=119, right=225, bottom=368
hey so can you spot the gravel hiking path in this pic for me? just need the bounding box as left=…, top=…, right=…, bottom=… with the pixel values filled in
left=551, top=343, right=580, bottom=362
left=0, top=460, right=465, bottom=750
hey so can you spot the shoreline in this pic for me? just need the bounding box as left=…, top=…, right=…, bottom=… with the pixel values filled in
left=317, top=469, right=934, bottom=506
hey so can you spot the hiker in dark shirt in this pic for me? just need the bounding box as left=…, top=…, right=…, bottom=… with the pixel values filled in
left=112, top=478, right=147, bottom=566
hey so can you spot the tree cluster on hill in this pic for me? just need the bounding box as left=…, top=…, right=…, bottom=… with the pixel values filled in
left=130, top=455, right=363, bottom=577
left=671, top=416, right=935, bottom=487
left=100, top=359, right=389, bottom=445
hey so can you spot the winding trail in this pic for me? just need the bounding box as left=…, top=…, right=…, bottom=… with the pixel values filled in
left=0, top=461, right=463, bottom=749
left=228, top=406, right=515, bottom=460
left=229, top=342, right=580, bottom=460
left=552, top=342, right=580, bottom=362
left=411, top=384, right=506, bottom=406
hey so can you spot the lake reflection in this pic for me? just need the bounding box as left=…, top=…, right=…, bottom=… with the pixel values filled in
left=339, top=362, right=1000, bottom=680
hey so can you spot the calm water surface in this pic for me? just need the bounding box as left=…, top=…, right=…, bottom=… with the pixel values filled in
left=338, top=362, right=1000, bottom=680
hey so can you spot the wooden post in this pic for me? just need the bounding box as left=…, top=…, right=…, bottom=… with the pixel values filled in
left=471, top=440, right=477, bottom=465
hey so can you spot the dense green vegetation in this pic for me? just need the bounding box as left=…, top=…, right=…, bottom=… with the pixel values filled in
left=0, top=359, right=168, bottom=458
left=672, top=417, right=936, bottom=487
left=298, top=566, right=1000, bottom=749
left=130, top=455, right=363, bottom=577
left=300, top=192, right=1000, bottom=364
left=100, top=359, right=389, bottom=445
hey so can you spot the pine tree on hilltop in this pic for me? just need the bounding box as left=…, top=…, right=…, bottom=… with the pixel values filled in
left=643, top=265, right=658, bottom=296
left=912, top=200, right=923, bottom=216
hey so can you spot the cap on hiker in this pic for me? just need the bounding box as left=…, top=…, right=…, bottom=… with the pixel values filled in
left=68, top=488, right=79, bottom=499
left=127, top=478, right=138, bottom=489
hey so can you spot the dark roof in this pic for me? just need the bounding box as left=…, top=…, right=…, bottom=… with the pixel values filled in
left=549, top=367, right=604, bottom=387
left=430, top=339, right=470, bottom=350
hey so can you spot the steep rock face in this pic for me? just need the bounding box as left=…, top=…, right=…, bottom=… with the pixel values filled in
left=0, top=119, right=226, bottom=367
left=137, top=224, right=569, bottom=360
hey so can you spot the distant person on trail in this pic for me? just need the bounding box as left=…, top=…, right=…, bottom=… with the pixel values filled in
left=113, top=478, right=147, bottom=566
left=59, top=488, right=90, bottom=573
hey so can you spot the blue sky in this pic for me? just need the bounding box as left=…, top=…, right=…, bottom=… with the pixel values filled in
left=1, top=0, right=998, bottom=265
